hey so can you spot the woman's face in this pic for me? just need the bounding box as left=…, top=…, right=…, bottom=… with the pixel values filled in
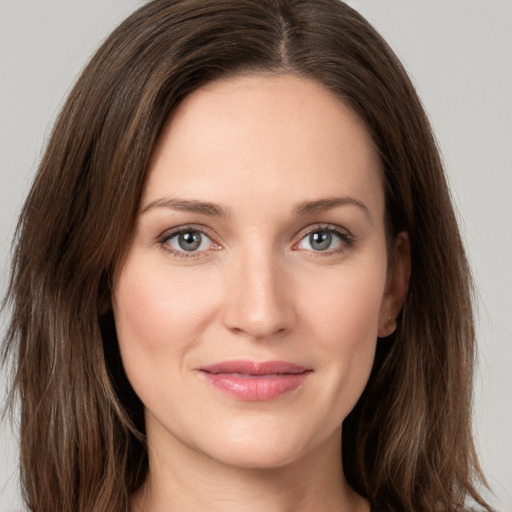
left=113, top=74, right=408, bottom=470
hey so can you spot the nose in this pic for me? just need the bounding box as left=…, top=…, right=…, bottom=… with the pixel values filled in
left=221, top=249, right=297, bottom=340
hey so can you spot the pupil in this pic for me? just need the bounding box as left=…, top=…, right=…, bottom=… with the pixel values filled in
left=179, top=231, right=201, bottom=251
left=310, top=231, right=331, bottom=251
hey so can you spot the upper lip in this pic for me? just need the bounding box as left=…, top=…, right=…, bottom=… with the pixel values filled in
left=199, top=360, right=310, bottom=376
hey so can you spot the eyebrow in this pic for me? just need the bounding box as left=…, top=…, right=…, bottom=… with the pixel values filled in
left=142, top=197, right=229, bottom=217
left=142, top=195, right=371, bottom=222
left=294, top=197, right=372, bottom=222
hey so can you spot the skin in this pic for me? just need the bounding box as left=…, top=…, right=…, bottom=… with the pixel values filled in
left=113, top=73, right=409, bottom=512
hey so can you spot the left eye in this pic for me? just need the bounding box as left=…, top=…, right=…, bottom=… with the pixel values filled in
left=297, top=230, right=344, bottom=252
left=165, top=230, right=213, bottom=252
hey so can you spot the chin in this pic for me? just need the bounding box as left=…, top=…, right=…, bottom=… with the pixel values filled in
left=205, top=443, right=308, bottom=470
left=189, top=421, right=341, bottom=472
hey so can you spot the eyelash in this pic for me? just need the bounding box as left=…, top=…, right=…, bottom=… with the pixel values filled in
left=294, top=224, right=355, bottom=256
left=157, top=225, right=219, bottom=259
left=157, top=223, right=355, bottom=259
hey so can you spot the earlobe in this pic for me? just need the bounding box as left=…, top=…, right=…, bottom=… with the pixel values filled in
left=378, top=316, right=397, bottom=338
left=378, top=231, right=410, bottom=338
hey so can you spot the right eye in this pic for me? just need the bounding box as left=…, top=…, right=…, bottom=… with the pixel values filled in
left=163, top=229, right=215, bottom=255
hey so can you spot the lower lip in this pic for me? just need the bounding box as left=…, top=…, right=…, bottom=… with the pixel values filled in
left=200, top=372, right=310, bottom=401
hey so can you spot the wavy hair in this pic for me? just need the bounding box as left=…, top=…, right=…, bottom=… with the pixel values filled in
left=2, top=0, right=489, bottom=510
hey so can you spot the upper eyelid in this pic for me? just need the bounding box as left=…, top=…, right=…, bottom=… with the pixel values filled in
left=158, top=222, right=350, bottom=235
left=295, top=223, right=353, bottom=240
left=158, top=224, right=217, bottom=241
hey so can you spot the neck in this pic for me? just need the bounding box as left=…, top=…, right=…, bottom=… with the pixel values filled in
left=132, top=426, right=369, bottom=512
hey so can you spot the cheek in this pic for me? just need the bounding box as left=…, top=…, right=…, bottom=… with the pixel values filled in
left=112, top=257, right=221, bottom=388
left=297, top=258, right=387, bottom=416
left=115, top=258, right=215, bottom=334
left=301, top=260, right=387, bottom=346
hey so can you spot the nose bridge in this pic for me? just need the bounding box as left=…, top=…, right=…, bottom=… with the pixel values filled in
left=222, top=243, right=295, bottom=339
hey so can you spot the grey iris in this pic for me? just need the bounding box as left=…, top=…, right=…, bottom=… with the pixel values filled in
left=179, top=231, right=202, bottom=251
left=310, top=231, right=332, bottom=251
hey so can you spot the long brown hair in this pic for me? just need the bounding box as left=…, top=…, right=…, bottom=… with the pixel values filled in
left=2, top=0, right=489, bottom=510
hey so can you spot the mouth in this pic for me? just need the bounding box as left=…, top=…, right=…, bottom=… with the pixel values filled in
left=198, top=360, right=312, bottom=401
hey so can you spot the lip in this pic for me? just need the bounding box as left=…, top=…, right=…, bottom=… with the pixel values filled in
left=198, top=360, right=312, bottom=401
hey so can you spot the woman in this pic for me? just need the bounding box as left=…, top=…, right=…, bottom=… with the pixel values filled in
left=2, top=0, right=492, bottom=511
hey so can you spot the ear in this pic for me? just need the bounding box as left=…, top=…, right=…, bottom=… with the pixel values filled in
left=378, top=231, right=410, bottom=338
left=99, top=293, right=112, bottom=315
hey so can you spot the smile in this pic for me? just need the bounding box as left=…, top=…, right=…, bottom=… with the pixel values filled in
left=199, top=360, right=312, bottom=401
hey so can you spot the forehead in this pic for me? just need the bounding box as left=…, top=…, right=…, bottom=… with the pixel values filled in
left=143, top=73, right=384, bottom=218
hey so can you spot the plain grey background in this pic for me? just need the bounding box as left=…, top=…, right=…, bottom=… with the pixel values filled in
left=1, top=1, right=511, bottom=510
